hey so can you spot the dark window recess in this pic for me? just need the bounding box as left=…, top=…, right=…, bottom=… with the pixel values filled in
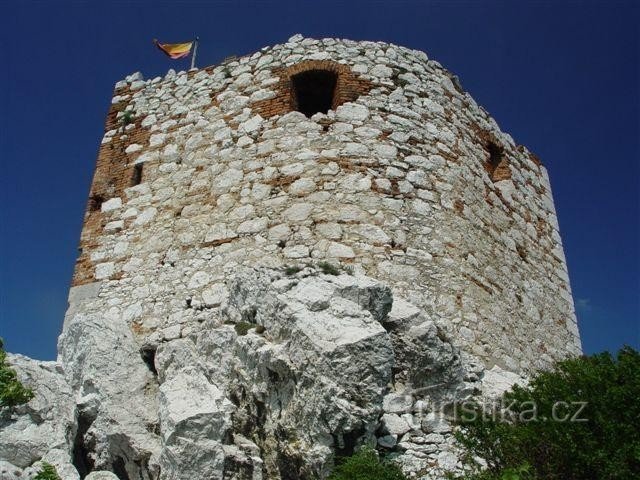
left=131, top=163, right=143, bottom=186
left=291, top=69, right=338, bottom=117
left=485, top=141, right=511, bottom=182
left=88, top=194, right=104, bottom=212
left=487, top=142, right=504, bottom=172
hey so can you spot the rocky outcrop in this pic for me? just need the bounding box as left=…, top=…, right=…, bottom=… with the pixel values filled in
left=1, top=267, right=494, bottom=479
left=0, top=355, right=78, bottom=480
left=58, top=306, right=161, bottom=479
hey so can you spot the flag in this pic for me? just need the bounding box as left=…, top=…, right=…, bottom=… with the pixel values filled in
left=154, top=39, right=193, bottom=59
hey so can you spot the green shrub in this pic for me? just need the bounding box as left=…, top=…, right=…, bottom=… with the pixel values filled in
left=285, top=265, right=302, bottom=276
left=120, top=110, right=134, bottom=126
left=447, top=464, right=536, bottom=480
left=0, top=338, right=35, bottom=408
left=34, top=462, right=61, bottom=480
left=328, top=447, right=407, bottom=480
left=234, top=321, right=255, bottom=336
left=452, top=346, right=640, bottom=480
left=318, top=261, right=340, bottom=276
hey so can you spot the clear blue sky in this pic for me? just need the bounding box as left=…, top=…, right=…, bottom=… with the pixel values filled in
left=1, top=1, right=638, bottom=360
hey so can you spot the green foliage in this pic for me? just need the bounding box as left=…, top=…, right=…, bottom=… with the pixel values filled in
left=34, top=462, right=61, bottom=480
left=0, top=338, right=35, bottom=408
left=234, top=321, right=255, bottom=336
left=448, top=464, right=536, bottom=480
left=318, top=261, right=340, bottom=276
left=328, top=447, right=407, bottom=480
left=453, top=347, right=640, bottom=480
left=285, top=265, right=302, bottom=276
left=255, top=324, right=266, bottom=334
left=120, top=110, right=134, bottom=126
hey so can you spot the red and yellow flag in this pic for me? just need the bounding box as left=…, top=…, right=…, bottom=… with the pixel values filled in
left=154, top=39, right=193, bottom=59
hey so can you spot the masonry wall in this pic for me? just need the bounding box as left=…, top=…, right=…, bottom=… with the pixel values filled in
left=68, top=35, right=581, bottom=377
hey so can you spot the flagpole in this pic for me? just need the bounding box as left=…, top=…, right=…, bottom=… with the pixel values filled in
left=190, top=37, right=199, bottom=70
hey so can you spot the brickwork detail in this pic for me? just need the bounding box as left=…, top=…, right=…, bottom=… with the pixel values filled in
left=73, top=91, right=152, bottom=286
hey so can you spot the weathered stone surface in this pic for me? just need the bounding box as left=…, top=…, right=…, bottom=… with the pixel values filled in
left=216, top=269, right=395, bottom=477
left=0, top=355, right=78, bottom=479
left=157, top=367, right=232, bottom=480
left=85, top=472, right=120, bottom=480
left=335, top=103, right=370, bottom=122
left=58, top=309, right=161, bottom=479
left=481, top=365, right=527, bottom=398
left=381, top=413, right=411, bottom=436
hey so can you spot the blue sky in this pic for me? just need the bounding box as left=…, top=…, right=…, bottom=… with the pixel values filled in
left=0, top=1, right=638, bottom=360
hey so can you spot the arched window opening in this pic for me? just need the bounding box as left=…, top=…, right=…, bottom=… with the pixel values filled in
left=291, top=69, right=338, bottom=117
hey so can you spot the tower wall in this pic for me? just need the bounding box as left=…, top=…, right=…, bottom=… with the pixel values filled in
left=67, top=35, right=580, bottom=378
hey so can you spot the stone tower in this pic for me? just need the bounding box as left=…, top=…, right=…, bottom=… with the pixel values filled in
left=4, top=35, right=582, bottom=480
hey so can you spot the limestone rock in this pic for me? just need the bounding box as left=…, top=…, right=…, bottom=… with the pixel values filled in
left=0, top=355, right=78, bottom=479
left=481, top=365, right=527, bottom=398
left=58, top=310, right=161, bottom=479
left=221, top=269, right=394, bottom=476
left=335, top=103, right=369, bottom=122
left=157, top=367, right=232, bottom=480
left=86, top=472, right=120, bottom=480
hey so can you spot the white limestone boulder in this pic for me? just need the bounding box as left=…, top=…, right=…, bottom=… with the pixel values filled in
left=157, top=367, right=233, bottom=480
left=0, top=354, right=78, bottom=479
left=219, top=268, right=394, bottom=477
left=57, top=311, right=161, bottom=479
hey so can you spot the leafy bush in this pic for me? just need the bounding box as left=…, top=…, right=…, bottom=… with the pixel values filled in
left=34, top=462, right=61, bottom=480
left=328, top=447, right=407, bottom=480
left=318, top=261, right=340, bottom=276
left=285, top=265, right=302, bottom=276
left=453, top=346, right=640, bottom=480
left=120, top=110, right=134, bottom=126
left=447, top=464, right=536, bottom=480
left=0, top=338, right=35, bottom=408
left=234, top=321, right=255, bottom=336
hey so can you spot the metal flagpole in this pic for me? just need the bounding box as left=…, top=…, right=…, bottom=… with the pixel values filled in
left=190, top=37, right=199, bottom=70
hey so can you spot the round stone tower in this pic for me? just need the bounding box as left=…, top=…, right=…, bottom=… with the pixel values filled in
left=57, top=35, right=581, bottom=479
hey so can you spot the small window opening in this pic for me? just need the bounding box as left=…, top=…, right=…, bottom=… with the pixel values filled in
left=131, top=163, right=143, bottom=186
left=88, top=194, right=104, bottom=212
left=485, top=141, right=511, bottom=182
left=291, top=69, right=338, bottom=117
left=487, top=142, right=504, bottom=172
